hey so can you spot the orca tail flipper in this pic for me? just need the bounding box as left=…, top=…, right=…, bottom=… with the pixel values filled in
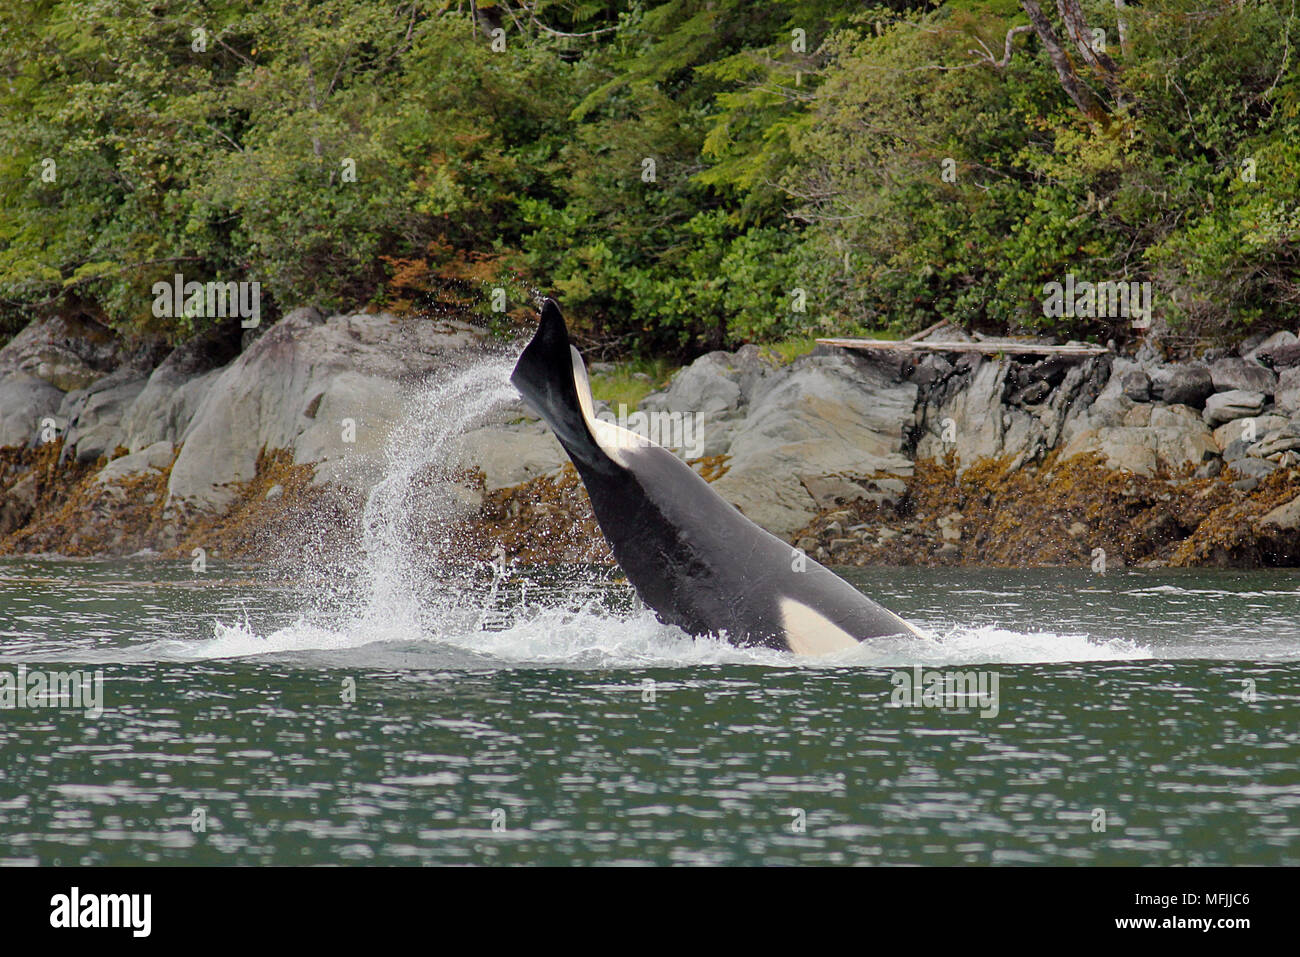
left=510, top=299, right=612, bottom=473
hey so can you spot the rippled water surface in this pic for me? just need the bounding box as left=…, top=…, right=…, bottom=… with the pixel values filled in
left=1, top=558, right=1297, bottom=866
left=3, top=358, right=1299, bottom=865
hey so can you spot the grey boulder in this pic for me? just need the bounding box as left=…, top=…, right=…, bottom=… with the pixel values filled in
left=1260, top=495, right=1300, bottom=532
left=0, top=372, right=63, bottom=448
left=94, top=441, right=175, bottom=484
left=639, top=345, right=773, bottom=456
left=446, top=422, right=565, bottom=493
left=1275, top=367, right=1300, bottom=414
left=711, top=352, right=916, bottom=540
left=1203, top=390, right=1266, bottom=426
left=1228, top=457, right=1279, bottom=479
left=58, top=369, right=148, bottom=463
left=1209, top=357, right=1277, bottom=395
left=119, top=320, right=243, bottom=453
left=1119, top=369, right=1151, bottom=401
left=1247, top=426, right=1300, bottom=459
left=1157, top=364, right=1214, bottom=407
left=1248, top=330, right=1298, bottom=363
left=1212, top=414, right=1290, bottom=450
left=1060, top=405, right=1218, bottom=477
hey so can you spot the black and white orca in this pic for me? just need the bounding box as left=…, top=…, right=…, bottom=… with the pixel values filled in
left=510, top=299, right=924, bottom=655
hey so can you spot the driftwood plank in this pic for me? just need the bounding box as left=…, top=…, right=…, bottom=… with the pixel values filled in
left=817, top=337, right=1110, bottom=357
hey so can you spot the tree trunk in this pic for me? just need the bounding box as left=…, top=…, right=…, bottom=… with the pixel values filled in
left=1114, top=0, right=1130, bottom=57
left=1020, top=0, right=1107, bottom=121
left=1055, top=0, right=1121, bottom=88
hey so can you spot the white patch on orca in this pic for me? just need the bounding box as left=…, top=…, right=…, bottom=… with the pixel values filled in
left=779, top=597, right=860, bottom=656
left=570, top=345, right=650, bottom=467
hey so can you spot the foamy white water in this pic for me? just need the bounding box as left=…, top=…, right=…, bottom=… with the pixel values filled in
left=170, top=608, right=1149, bottom=668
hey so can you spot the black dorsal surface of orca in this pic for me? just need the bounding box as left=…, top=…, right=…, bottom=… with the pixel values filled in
left=510, top=299, right=924, bottom=655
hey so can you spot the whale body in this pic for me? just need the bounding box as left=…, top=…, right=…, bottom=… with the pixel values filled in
left=510, top=299, right=923, bottom=655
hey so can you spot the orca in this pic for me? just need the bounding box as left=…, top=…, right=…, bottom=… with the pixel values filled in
left=510, top=299, right=924, bottom=655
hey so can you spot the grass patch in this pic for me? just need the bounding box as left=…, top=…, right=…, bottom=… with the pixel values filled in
left=761, top=336, right=819, bottom=365
left=588, top=357, right=678, bottom=409
left=761, top=325, right=908, bottom=365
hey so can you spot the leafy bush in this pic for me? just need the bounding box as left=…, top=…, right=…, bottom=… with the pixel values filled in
left=1, top=0, right=1296, bottom=353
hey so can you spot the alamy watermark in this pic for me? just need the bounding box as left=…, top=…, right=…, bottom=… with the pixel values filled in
left=889, top=665, right=1000, bottom=718
left=0, top=664, right=104, bottom=719
left=595, top=404, right=705, bottom=458
left=50, top=887, right=150, bottom=937
left=152, top=273, right=260, bottom=328
left=1041, top=273, right=1152, bottom=329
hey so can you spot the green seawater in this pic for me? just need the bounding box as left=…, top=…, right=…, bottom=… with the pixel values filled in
left=0, top=558, right=1297, bottom=866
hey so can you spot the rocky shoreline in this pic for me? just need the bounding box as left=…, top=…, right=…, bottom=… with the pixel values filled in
left=1, top=309, right=1298, bottom=570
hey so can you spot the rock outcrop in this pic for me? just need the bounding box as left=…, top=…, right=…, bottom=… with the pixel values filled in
left=0, top=314, right=128, bottom=392
left=638, top=344, right=772, bottom=457
left=119, top=318, right=244, bottom=453
left=58, top=368, right=149, bottom=463
left=709, top=349, right=916, bottom=538
left=165, top=309, right=486, bottom=511
left=448, top=419, right=565, bottom=493
left=2, top=306, right=1299, bottom=568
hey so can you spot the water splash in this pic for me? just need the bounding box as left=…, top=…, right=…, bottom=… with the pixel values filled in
left=353, top=355, right=519, bottom=633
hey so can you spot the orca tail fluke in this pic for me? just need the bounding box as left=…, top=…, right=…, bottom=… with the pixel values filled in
left=510, top=299, right=609, bottom=473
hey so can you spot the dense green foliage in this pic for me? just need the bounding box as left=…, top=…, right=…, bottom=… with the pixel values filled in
left=1, top=0, right=1297, bottom=354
